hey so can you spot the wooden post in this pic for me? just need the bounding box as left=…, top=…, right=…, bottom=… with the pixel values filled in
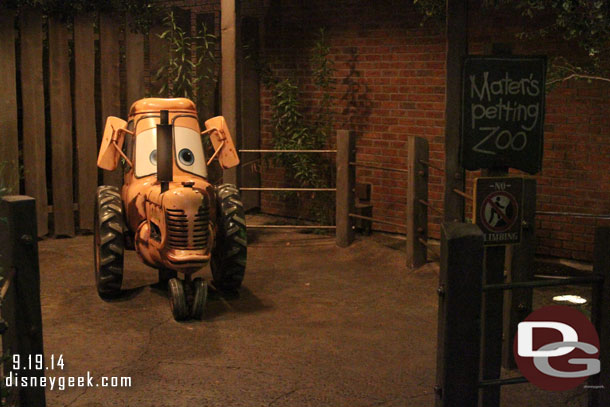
left=99, top=14, right=122, bottom=188
left=443, top=0, right=467, bottom=223
left=74, top=14, right=97, bottom=232
left=480, top=43, right=512, bottom=407
left=435, top=222, right=484, bottom=407
left=336, top=130, right=355, bottom=247
left=502, top=178, right=535, bottom=368
left=221, top=0, right=240, bottom=186
left=20, top=9, right=48, bottom=236
left=125, top=23, right=146, bottom=109
left=590, top=227, right=610, bottom=407
left=479, top=169, right=506, bottom=407
left=0, top=196, right=46, bottom=406
left=407, top=137, right=429, bottom=269
left=48, top=17, right=75, bottom=236
left=0, top=9, right=19, bottom=194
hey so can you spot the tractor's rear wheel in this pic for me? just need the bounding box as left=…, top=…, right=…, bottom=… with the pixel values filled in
left=94, top=186, right=125, bottom=298
left=211, top=184, right=247, bottom=291
left=168, top=278, right=188, bottom=321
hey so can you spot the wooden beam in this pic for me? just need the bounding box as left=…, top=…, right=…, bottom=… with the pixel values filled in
left=148, top=22, right=167, bottom=97
left=435, top=222, right=484, bottom=407
left=336, top=130, right=355, bottom=247
left=221, top=0, right=240, bottom=185
left=20, top=9, right=48, bottom=236
left=125, top=25, right=146, bottom=110
left=48, top=17, right=75, bottom=236
left=443, top=0, right=467, bottom=223
left=74, top=14, right=97, bottom=231
left=0, top=9, right=19, bottom=194
left=407, top=137, right=429, bottom=269
left=99, top=14, right=122, bottom=187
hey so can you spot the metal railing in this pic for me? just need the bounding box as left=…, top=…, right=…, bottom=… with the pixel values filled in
left=240, top=132, right=436, bottom=270
left=238, top=148, right=337, bottom=230
left=435, top=223, right=610, bottom=407
left=335, top=131, right=431, bottom=269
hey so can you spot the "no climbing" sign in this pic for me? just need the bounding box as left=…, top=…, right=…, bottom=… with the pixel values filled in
left=473, top=177, right=524, bottom=245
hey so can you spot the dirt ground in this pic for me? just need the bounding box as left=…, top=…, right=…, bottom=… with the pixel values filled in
left=37, top=219, right=589, bottom=406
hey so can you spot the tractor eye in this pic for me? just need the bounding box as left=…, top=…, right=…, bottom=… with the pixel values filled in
left=178, top=148, right=194, bottom=166
left=149, top=150, right=157, bottom=165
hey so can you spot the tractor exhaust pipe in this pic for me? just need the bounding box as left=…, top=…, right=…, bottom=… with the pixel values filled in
left=157, top=110, right=173, bottom=193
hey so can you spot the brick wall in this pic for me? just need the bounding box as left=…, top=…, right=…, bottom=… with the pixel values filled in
left=176, top=0, right=610, bottom=261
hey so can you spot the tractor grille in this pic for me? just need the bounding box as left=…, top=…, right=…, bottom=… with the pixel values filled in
left=166, top=203, right=209, bottom=250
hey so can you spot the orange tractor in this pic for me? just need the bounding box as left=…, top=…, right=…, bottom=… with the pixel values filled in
left=94, top=98, right=246, bottom=321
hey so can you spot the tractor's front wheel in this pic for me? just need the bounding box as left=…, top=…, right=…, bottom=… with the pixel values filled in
left=190, top=278, right=208, bottom=320
left=168, top=278, right=188, bottom=321
left=94, top=185, right=125, bottom=298
left=211, top=184, right=247, bottom=291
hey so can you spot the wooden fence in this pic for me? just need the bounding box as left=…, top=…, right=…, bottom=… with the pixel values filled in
left=0, top=7, right=210, bottom=238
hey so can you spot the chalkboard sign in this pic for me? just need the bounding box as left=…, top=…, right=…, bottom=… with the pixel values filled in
left=461, top=56, right=546, bottom=174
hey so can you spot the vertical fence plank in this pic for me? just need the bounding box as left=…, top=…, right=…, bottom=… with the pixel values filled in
left=407, top=136, right=429, bottom=269
left=0, top=9, right=19, bottom=193
left=336, top=130, right=355, bottom=247
left=20, top=9, right=48, bottom=236
left=0, top=196, right=46, bottom=406
left=73, top=14, right=97, bottom=231
left=435, top=222, right=483, bottom=407
left=99, top=14, right=122, bottom=187
left=48, top=17, right=75, bottom=236
left=125, top=24, right=145, bottom=109
left=148, top=23, right=167, bottom=96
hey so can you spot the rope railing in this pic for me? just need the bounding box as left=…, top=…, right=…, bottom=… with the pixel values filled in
left=240, top=131, right=432, bottom=271
left=348, top=213, right=407, bottom=229
left=536, top=211, right=610, bottom=219
left=349, top=161, right=409, bottom=174
left=418, top=199, right=443, bottom=215
left=452, top=188, right=473, bottom=201
left=239, top=149, right=336, bottom=153
left=418, top=159, right=444, bottom=172
left=240, top=187, right=336, bottom=192
left=247, top=225, right=336, bottom=229
left=418, top=237, right=440, bottom=258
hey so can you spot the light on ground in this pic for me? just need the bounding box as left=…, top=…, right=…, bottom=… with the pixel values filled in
left=552, top=295, right=587, bottom=305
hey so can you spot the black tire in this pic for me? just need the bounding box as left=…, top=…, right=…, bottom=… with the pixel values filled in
left=94, top=185, right=124, bottom=298
left=190, top=278, right=207, bottom=320
left=211, top=184, right=247, bottom=291
left=168, top=278, right=188, bottom=321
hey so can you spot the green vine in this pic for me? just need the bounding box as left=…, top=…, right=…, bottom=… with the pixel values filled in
left=413, top=0, right=610, bottom=86
left=153, top=11, right=218, bottom=112
left=266, top=28, right=336, bottom=226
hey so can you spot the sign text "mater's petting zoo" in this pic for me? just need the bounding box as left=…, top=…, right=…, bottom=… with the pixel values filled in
left=461, top=56, right=546, bottom=174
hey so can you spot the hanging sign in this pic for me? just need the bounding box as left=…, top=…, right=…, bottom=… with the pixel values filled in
left=461, top=56, right=546, bottom=174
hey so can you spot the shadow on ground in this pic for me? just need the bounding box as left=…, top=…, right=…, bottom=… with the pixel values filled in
left=38, top=219, right=588, bottom=406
